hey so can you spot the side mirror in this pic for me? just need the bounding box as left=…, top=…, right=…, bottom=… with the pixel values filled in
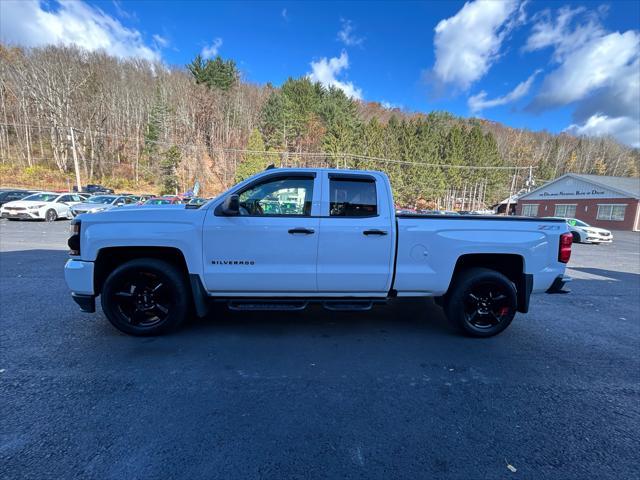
left=221, top=194, right=240, bottom=216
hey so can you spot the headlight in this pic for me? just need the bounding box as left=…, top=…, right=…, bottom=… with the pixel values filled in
left=89, top=207, right=106, bottom=213
left=28, top=204, right=44, bottom=209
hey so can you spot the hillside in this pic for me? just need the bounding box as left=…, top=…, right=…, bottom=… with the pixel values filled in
left=0, top=44, right=637, bottom=206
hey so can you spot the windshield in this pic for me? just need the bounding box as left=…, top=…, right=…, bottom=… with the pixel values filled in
left=87, top=196, right=116, bottom=204
left=22, top=193, right=59, bottom=202
left=146, top=198, right=171, bottom=205
left=568, top=218, right=589, bottom=227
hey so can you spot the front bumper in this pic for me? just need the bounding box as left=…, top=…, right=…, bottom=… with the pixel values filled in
left=1, top=210, right=40, bottom=219
left=587, top=236, right=613, bottom=243
left=66, top=259, right=96, bottom=313
left=65, top=259, right=95, bottom=295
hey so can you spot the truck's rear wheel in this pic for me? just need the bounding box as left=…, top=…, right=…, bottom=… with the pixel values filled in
left=444, top=268, right=517, bottom=338
left=101, top=258, right=189, bottom=336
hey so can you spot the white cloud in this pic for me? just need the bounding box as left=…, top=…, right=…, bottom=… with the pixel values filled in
left=525, top=6, right=640, bottom=147
left=468, top=69, right=541, bottom=114
left=432, top=0, right=521, bottom=90
left=152, top=34, right=168, bottom=48
left=307, top=51, right=362, bottom=100
left=566, top=114, right=640, bottom=148
left=201, top=38, right=223, bottom=59
left=532, top=31, right=638, bottom=107
left=337, top=18, right=364, bottom=47
left=0, top=0, right=160, bottom=61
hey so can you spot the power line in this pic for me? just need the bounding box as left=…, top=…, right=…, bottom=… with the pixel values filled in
left=0, top=122, right=537, bottom=172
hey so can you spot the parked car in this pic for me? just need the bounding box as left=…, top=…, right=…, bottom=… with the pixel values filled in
left=0, top=189, right=38, bottom=206
left=547, top=217, right=613, bottom=244
left=74, top=184, right=114, bottom=194
left=144, top=196, right=182, bottom=205
left=65, top=167, right=572, bottom=338
left=70, top=195, right=136, bottom=217
left=136, top=194, right=154, bottom=205
left=187, top=197, right=208, bottom=207
left=1, top=192, right=82, bottom=221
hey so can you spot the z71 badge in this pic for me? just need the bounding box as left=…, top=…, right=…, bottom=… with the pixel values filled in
left=538, top=225, right=560, bottom=230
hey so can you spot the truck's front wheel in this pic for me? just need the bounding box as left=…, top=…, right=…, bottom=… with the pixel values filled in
left=101, top=258, right=190, bottom=336
left=444, top=268, right=517, bottom=338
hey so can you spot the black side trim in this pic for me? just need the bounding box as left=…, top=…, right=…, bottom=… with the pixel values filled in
left=189, top=274, right=210, bottom=317
left=71, top=293, right=95, bottom=313
left=517, top=273, right=534, bottom=313
left=396, top=214, right=567, bottom=223
left=328, top=173, right=376, bottom=182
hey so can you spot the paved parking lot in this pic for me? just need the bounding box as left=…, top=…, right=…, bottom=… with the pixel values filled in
left=1, top=219, right=639, bottom=479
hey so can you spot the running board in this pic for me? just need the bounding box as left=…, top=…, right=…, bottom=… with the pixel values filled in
left=227, top=300, right=308, bottom=311
left=322, top=300, right=374, bottom=312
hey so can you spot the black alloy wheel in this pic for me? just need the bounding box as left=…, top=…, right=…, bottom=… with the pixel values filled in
left=463, top=281, right=512, bottom=330
left=444, top=267, right=517, bottom=337
left=112, top=271, right=172, bottom=328
left=101, top=258, right=189, bottom=336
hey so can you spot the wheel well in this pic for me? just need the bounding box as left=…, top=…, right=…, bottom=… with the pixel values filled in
left=451, top=253, right=524, bottom=285
left=94, top=247, right=189, bottom=295
left=448, top=253, right=530, bottom=313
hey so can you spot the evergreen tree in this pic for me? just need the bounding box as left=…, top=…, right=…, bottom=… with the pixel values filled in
left=160, top=146, right=180, bottom=194
left=143, top=87, right=169, bottom=166
left=187, top=54, right=238, bottom=91
left=236, top=129, right=270, bottom=182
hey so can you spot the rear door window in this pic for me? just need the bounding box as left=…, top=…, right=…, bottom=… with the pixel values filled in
left=329, top=178, right=377, bottom=217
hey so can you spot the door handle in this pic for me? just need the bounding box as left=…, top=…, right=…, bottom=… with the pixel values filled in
left=363, top=229, right=388, bottom=236
left=288, top=228, right=315, bottom=235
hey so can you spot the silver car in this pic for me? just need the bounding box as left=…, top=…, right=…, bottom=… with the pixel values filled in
left=70, top=195, right=135, bottom=216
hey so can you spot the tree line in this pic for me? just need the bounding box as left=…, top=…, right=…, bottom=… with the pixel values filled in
left=0, top=44, right=637, bottom=206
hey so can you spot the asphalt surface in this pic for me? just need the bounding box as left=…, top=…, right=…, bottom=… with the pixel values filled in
left=1, top=219, right=639, bottom=479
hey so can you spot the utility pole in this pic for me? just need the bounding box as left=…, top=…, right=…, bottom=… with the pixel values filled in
left=504, top=170, right=517, bottom=216
left=526, top=165, right=535, bottom=192
left=68, top=127, right=82, bottom=192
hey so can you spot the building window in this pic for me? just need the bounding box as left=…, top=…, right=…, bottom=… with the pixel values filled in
left=554, top=204, right=577, bottom=218
left=521, top=204, right=539, bottom=216
left=597, top=204, right=626, bottom=221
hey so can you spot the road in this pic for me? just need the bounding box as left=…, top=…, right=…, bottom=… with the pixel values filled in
left=1, top=219, right=639, bottom=479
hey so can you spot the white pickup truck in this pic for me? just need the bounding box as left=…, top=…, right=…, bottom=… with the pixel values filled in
left=65, top=168, right=572, bottom=337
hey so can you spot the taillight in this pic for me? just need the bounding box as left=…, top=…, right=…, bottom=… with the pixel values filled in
left=558, top=232, right=572, bottom=263
left=68, top=220, right=81, bottom=256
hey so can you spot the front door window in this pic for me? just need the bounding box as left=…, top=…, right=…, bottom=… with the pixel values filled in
left=238, top=176, right=314, bottom=216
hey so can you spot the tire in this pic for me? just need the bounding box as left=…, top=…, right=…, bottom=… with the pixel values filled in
left=444, top=267, right=517, bottom=338
left=101, top=258, right=190, bottom=336
left=571, top=231, right=581, bottom=243
left=45, top=209, right=57, bottom=222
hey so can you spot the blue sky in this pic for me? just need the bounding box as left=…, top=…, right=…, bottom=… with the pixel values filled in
left=1, top=0, right=639, bottom=146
